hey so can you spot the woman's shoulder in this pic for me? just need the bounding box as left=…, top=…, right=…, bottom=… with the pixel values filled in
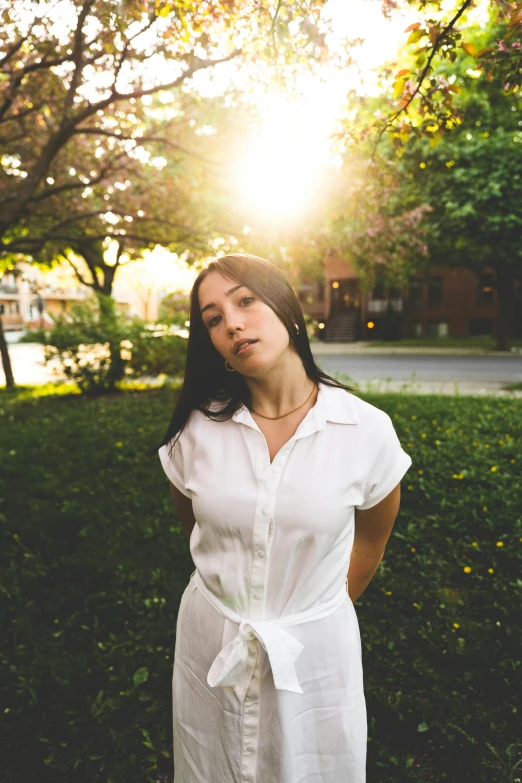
left=324, top=383, right=394, bottom=429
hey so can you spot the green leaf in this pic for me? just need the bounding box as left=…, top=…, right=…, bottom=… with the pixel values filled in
left=393, top=78, right=407, bottom=100
left=132, top=667, right=149, bottom=686
left=407, top=29, right=426, bottom=45
left=417, top=721, right=429, bottom=732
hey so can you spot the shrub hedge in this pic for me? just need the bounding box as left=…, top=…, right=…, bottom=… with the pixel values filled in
left=0, top=386, right=520, bottom=783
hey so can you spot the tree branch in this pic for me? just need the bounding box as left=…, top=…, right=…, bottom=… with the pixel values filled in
left=62, top=0, right=95, bottom=116
left=72, top=127, right=221, bottom=165
left=60, top=249, right=97, bottom=289
left=371, top=0, right=473, bottom=158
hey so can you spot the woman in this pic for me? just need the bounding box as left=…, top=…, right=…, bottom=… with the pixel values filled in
left=154, top=253, right=412, bottom=782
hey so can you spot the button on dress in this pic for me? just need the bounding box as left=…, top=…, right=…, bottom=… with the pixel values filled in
left=158, top=382, right=412, bottom=783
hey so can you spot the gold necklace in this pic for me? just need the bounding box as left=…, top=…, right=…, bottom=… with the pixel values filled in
left=249, top=383, right=317, bottom=420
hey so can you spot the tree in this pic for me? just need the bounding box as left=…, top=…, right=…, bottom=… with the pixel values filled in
left=0, top=0, right=338, bottom=386
left=11, top=89, right=230, bottom=297
left=370, top=0, right=522, bottom=155
left=392, top=18, right=522, bottom=350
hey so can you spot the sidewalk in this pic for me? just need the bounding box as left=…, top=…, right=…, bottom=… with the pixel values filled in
left=310, top=341, right=522, bottom=357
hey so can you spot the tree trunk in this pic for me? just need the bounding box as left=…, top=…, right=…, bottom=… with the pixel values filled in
left=0, top=316, right=15, bottom=387
left=495, top=264, right=515, bottom=352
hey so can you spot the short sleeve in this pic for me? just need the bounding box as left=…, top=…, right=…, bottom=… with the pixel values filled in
left=355, top=412, right=412, bottom=510
left=158, top=416, right=196, bottom=499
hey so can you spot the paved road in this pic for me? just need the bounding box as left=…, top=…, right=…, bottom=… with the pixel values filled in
left=312, top=354, right=522, bottom=382
left=311, top=353, right=522, bottom=396
left=1, top=341, right=521, bottom=395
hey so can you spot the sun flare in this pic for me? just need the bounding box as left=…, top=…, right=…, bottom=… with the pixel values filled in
left=233, top=90, right=341, bottom=223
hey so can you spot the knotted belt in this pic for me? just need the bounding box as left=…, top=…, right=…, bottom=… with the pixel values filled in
left=191, top=569, right=348, bottom=703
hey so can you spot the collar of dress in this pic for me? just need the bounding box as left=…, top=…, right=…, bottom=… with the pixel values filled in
left=230, top=381, right=360, bottom=430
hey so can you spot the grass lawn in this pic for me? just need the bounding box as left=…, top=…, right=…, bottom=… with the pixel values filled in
left=0, top=383, right=521, bottom=783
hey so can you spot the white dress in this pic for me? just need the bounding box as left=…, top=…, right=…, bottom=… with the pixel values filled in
left=158, top=381, right=412, bottom=783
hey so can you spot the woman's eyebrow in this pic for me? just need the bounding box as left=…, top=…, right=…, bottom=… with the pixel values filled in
left=200, top=284, right=245, bottom=316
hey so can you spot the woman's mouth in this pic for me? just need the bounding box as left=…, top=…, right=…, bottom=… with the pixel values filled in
left=236, top=340, right=258, bottom=356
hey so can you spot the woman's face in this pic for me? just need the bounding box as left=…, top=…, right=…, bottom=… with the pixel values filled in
left=197, top=271, right=293, bottom=376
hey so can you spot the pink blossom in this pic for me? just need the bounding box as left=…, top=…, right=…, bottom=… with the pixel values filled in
left=497, top=39, right=508, bottom=53
left=504, top=82, right=511, bottom=91
left=512, top=41, right=521, bottom=50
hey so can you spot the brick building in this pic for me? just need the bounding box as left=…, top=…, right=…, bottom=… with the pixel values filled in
left=297, top=249, right=521, bottom=342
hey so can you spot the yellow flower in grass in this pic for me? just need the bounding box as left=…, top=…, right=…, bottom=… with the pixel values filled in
left=385, top=591, right=393, bottom=596
left=496, top=541, right=504, bottom=548
left=422, top=433, right=427, bottom=438
left=116, top=442, right=123, bottom=447
left=471, top=542, right=478, bottom=547
left=435, top=440, right=441, bottom=445
left=411, top=547, right=416, bottom=553
left=490, top=466, right=497, bottom=472
left=453, top=623, right=460, bottom=629
left=483, top=506, right=488, bottom=511
left=472, top=441, right=479, bottom=447
left=417, top=470, right=424, bottom=475
left=463, top=566, right=472, bottom=574
left=488, top=568, right=494, bottom=574
left=407, top=485, right=413, bottom=490
left=452, top=473, right=464, bottom=480
left=411, top=415, right=417, bottom=420
left=511, top=459, right=516, bottom=464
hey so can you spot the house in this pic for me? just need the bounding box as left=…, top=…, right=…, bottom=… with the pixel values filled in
left=298, top=250, right=522, bottom=341
left=0, top=262, right=132, bottom=331
left=0, top=271, right=23, bottom=331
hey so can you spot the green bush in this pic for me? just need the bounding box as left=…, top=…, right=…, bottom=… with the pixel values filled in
left=33, top=295, right=188, bottom=394
left=157, top=290, right=190, bottom=328
left=39, top=293, right=130, bottom=395
left=17, top=329, right=48, bottom=343
left=125, top=327, right=187, bottom=379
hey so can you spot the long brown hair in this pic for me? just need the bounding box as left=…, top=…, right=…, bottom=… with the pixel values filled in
left=147, top=253, right=356, bottom=457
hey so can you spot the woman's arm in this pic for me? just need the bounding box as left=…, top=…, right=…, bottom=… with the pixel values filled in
left=168, top=481, right=196, bottom=542
left=347, top=482, right=402, bottom=603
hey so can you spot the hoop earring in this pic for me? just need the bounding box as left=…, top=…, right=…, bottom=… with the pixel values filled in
left=225, top=360, right=236, bottom=372
left=294, top=323, right=300, bottom=335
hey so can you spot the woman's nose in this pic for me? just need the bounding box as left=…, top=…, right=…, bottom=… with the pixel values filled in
left=224, top=310, right=244, bottom=334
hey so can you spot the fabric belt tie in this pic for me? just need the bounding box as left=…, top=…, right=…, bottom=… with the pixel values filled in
left=191, top=569, right=348, bottom=703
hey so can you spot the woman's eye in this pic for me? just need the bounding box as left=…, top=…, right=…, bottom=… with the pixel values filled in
left=207, top=296, right=254, bottom=328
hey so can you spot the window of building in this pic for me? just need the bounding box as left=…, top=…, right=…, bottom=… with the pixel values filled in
left=409, top=280, right=423, bottom=306
left=427, top=276, right=443, bottom=307
left=469, top=318, right=493, bottom=336
left=427, top=321, right=449, bottom=337
left=317, top=282, right=324, bottom=301
left=477, top=273, right=494, bottom=305
left=12, top=302, right=19, bottom=314
left=413, top=322, right=423, bottom=337
left=0, top=304, right=4, bottom=314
